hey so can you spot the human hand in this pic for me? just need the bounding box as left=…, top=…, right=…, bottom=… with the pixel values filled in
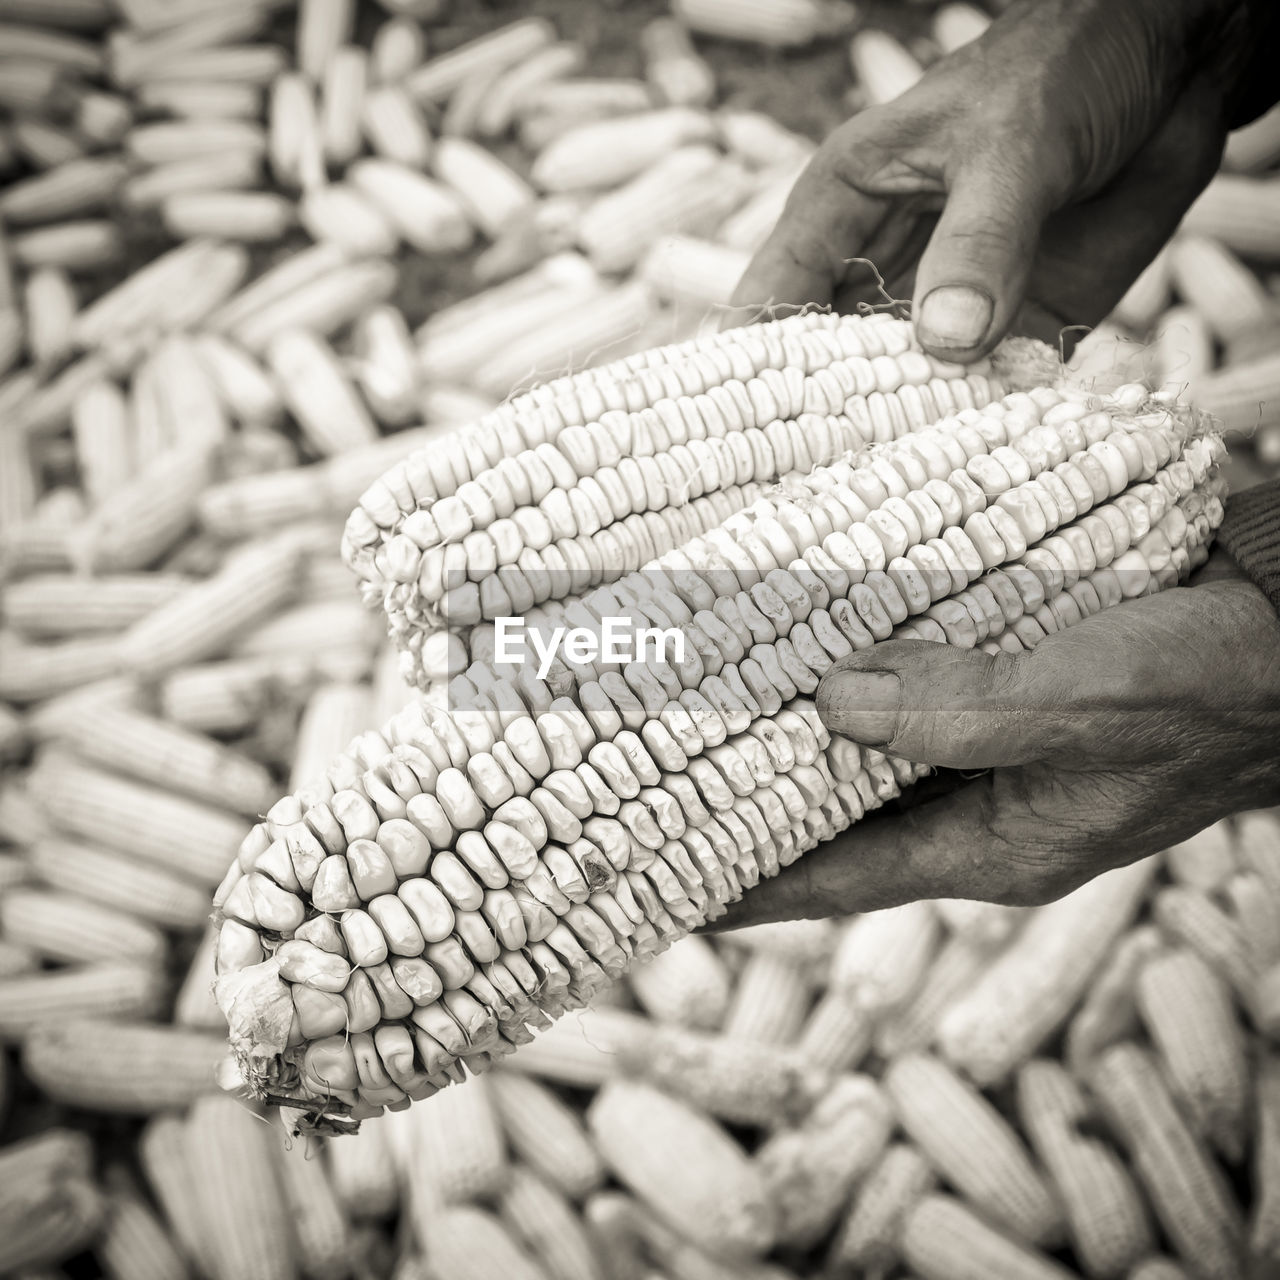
left=728, top=0, right=1238, bottom=360
left=707, top=563, right=1280, bottom=928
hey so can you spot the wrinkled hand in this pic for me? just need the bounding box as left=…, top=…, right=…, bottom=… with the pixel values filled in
left=709, top=564, right=1280, bottom=928
left=729, top=0, right=1231, bottom=359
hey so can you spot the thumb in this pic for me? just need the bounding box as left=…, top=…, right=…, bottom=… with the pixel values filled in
left=815, top=640, right=1078, bottom=769
left=912, top=153, right=1056, bottom=360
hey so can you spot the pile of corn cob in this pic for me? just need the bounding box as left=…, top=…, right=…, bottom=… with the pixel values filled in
left=1, top=0, right=1279, bottom=1276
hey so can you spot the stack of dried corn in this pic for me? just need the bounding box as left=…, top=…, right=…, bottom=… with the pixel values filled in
left=1, top=1, right=1279, bottom=1278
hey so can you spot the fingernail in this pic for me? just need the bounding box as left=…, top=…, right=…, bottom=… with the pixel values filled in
left=918, top=285, right=993, bottom=349
left=817, top=670, right=901, bottom=745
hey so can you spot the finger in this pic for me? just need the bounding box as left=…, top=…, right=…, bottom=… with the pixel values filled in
left=815, top=638, right=1088, bottom=769
left=911, top=152, right=1055, bottom=360
left=703, top=779, right=1013, bottom=928
left=726, top=116, right=909, bottom=321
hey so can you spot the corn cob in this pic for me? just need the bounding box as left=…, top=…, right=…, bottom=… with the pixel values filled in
left=627, top=934, right=732, bottom=1029
left=902, top=1194, right=1077, bottom=1280
left=123, top=150, right=264, bottom=209
left=12, top=348, right=117, bottom=438
left=1091, top=1043, right=1244, bottom=1280
left=499, top=1165, right=606, bottom=1280
left=138, top=1114, right=213, bottom=1270
left=1111, top=245, right=1172, bottom=333
left=97, top=1170, right=189, bottom=1280
left=937, top=858, right=1155, bottom=1085
left=23, top=266, right=78, bottom=369
left=273, top=1123, right=353, bottom=1280
left=637, top=234, right=753, bottom=314
left=111, top=3, right=273, bottom=79
left=0, top=630, right=125, bottom=702
left=0, top=936, right=35, bottom=978
left=488, top=1070, right=606, bottom=1200
left=673, top=0, right=855, bottom=47
left=130, top=42, right=287, bottom=84
left=1191, top=349, right=1280, bottom=435
left=641, top=16, right=714, bottom=107
left=232, top=258, right=400, bottom=353
left=0, top=384, right=37, bottom=528
left=0, top=155, right=127, bottom=224
left=267, top=327, right=379, bottom=456
left=932, top=2, right=991, bottom=53
left=325, top=1119, right=400, bottom=1219
left=351, top=303, right=420, bottom=426
left=1064, top=925, right=1162, bottom=1076
left=76, top=91, right=134, bottom=145
left=755, top=1074, right=891, bottom=1247
left=361, top=83, right=433, bottom=167
left=1016, top=1059, right=1153, bottom=1278
left=721, top=949, right=813, bottom=1044
left=588, top=1078, right=775, bottom=1258
left=27, top=751, right=250, bottom=887
left=221, top=329, right=1222, bottom=1120
left=434, top=138, right=536, bottom=240
left=1130, top=1261, right=1194, bottom=1280
left=1228, top=870, right=1280, bottom=967
left=348, top=157, right=474, bottom=254
left=406, top=18, right=555, bottom=102
left=1253, top=1054, right=1280, bottom=1263
left=1236, top=810, right=1280, bottom=895
left=187, top=1094, right=296, bottom=1280
left=827, top=1142, right=935, bottom=1276
left=1135, top=947, right=1248, bottom=1162
left=796, top=989, right=873, bottom=1071
left=190, top=332, right=282, bottom=428
left=1164, top=819, right=1236, bottom=891
left=0, top=886, right=166, bottom=966
left=577, top=145, right=752, bottom=274
left=0, top=960, right=165, bottom=1040
left=1224, top=102, right=1280, bottom=172
left=517, top=82, right=657, bottom=150
left=174, top=923, right=224, bottom=1028
left=0, top=1130, right=104, bottom=1274
left=531, top=108, right=716, bottom=194
left=849, top=30, right=926, bottom=105
left=1167, top=235, right=1275, bottom=345
left=1151, top=885, right=1259, bottom=1007
left=269, top=69, right=328, bottom=192
left=0, top=0, right=108, bottom=26
left=162, top=191, right=295, bottom=242
left=475, top=41, right=585, bottom=139
left=829, top=900, right=941, bottom=1016
left=885, top=1051, right=1063, bottom=1246
left=1180, top=173, right=1280, bottom=261
left=297, top=0, right=354, bottom=81
left=69, top=378, right=132, bottom=503
left=15, top=118, right=87, bottom=170
left=414, top=1205, right=549, bottom=1280
left=0, top=773, right=49, bottom=844
left=136, top=78, right=263, bottom=118
left=370, top=16, right=424, bottom=81
left=235, top=599, right=384, bottom=662
left=125, top=119, right=266, bottom=165
left=300, top=182, right=399, bottom=258
left=407, top=1074, right=509, bottom=1202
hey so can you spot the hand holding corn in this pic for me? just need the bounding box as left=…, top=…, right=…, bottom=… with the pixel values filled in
left=729, top=0, right=1278, bottom=360
left=710, top=550, right=1280, bottom=927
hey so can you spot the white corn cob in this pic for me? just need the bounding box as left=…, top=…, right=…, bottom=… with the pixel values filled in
left=434, top=137, right=536, bottom=240
left=352, top=303, right=420, bottom=426
left=405, top=1075, right=508, bottom=1203
left=755, top=1074, right=892, bottom=1247
left=370, top=17, right=425, bottom=82
left=362, top=83, right=434, bottom=168
left=499, top=1165, right=605, bottom=1280
left=721, top=949, right=813, bottom=1045
left=1167, top=235, right=1276, bottom=345
left=29, top=839, right=212, bottom=931
left=1227, top=870, right=1280, bottom=967
left=886, top=1052, right=1063, bottom=1246
left=1090, top=1043, right=1244, bottom=1280
left=0, top=155, right=128, bottom=224
left=641, top=17, right=714, bottom=107
left=530, top=108, right=716, bottom=195
left=936, top=859, right=1155, bottom=1085
left=299, top=182, right=400, bottom=257
left=267, top=328, right=379, bottom=457
left=320, top=45, right=368, bottom=166
left=9, top=219, right=122, bottom=271
left=0, top=888, right=165, bottom=966
left=22, top=1019, right=228, bottom=1113
left=1164, top=819, right=1237, bottom=891
left=673, top=0, right=856, bottom=47
left=1235, top=810, right=1280, bottom=898
left=627, top=934, right=732, bottom=1029
left=273, top=1123, right=353, bottom=1280
left=637, top=234, right=752, bottom=314
left=405, top=18, right=555, bottom=102
left=27, top=750, right=250, bottom=888
left=138, top=1114, right=213, bottom=1271
left=475, top=42, right=584, bottom=139
left=70, top=378, right=133, bottom=503
left=0, top=961, right=165, bottom=1040
left=588, top=1078, right=776, bottom=1259
left=797, top=989, right=873, bottom=1072
left=207, top=240, right=346, bottom=335
left=830, top=900, right=941, bottom=1016
left=123, top=150, right=264, bottom=209
left=0, top=1129, right=104, bottom=1274
left=326, top=1118, right=400, bottom=1220
left=1064, top=925, right=1162, bottom=1076
left=1253, top=1055, right=1280, bottom=1264
left=23, top=266, right=77, bottom=368
left=1224, top=102, right=1280, bottom=172
left=2, top=572, right=188, bottom=637
left=1016, top=1059, right=1154, bottom=1278
left=111, top=4, right=273, bottom=81
left=15, top=118, right=85, bottom=169
left=290, top=682, right=376, bottom=793
left=902, top=1194, right=1077, bottom=1280
left=136, top=79, right=263, bottom=118
left=1129, top=1260, right=1193, bottom=1280
left=186, top=1095, right=296, bottom=1280
left=1151, top=885, right=1259, bottom=1007
left=129, top=43, right=287, bottom=85
left=419, top=1206, right=551, bottom=1280
left=174, top=924, right=224, bottom=1029
left=517, top=80, right=656, bottom=148
left=932, top=2, right=991, bottom=53
left=576, top=145, right=752, bottom=273
left=1191, top=349, right=1280, bottom=435
left=488, top=1071, right=606, bottom=1200
left=849, top=30, right=926, bottom=105
left=97, top=1170, right=190, bottom=1280
left=162, top=191, right=295, bottom=242
left=125, top=118, right=266, bottom=165
left=827, top=1142, right=935, bottom=1276
left=0, top=631, right=125, bottom=703
left=297, top=0, right=354, bottom=81
left=1180, top=173, right=1280, bottom=261
left=1135, top=947, right=1248, bottom=1162
left=348, top=158, right=474, bottom=253
left=1111, top=244, right=1173, bottom=332
left=191, top=332, right=283, bottom=429
left=234, top=599, right=383, bottom=662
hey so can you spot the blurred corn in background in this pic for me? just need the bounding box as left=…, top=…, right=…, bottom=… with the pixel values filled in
left=0, top=0, right=1279, bottom=1277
